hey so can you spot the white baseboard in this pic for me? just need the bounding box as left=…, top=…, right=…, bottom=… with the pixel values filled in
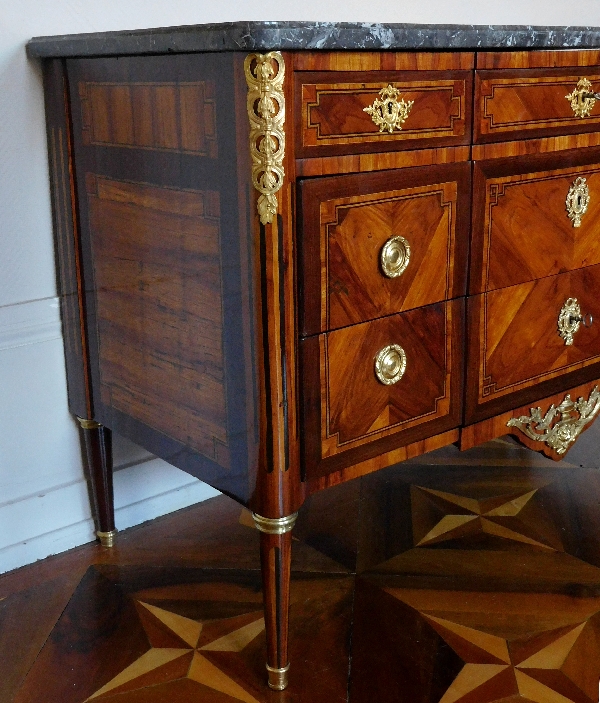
left=0, top=296, right=62, bottom=351
left=0, top=458, right=220, bottom=574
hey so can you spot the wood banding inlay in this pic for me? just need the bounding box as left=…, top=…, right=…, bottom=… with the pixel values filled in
left=79, top=80, right=217, bottom=157
left=476, top=69, right=600, bottom=143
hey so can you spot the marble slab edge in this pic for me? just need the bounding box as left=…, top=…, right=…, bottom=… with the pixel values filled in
left=26, top=21, right=600, bottom=58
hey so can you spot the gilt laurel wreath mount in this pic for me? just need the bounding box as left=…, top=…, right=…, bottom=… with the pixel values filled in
left=245, top=51, right=286, bottom=225
left=507, top=386, right=600, bottom=455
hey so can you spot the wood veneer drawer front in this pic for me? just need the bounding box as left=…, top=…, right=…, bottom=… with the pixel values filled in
left=471, top=149, right=600, bottom=294
left=295, top=69, right=472, bottom=158
left=475, top=67, right=600, bottom=144
left=465, top=264, right=600, bottom=423
left=299, top=162, right=470, bottom=336
left=301, top=299, right=464, bottom=480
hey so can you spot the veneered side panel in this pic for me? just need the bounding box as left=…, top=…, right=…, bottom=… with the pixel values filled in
left=67, top=53, right=259, bottom=503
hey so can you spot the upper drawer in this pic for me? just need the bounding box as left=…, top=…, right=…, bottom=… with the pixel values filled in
left=470, top=147, right=600, bottom=295
left=475, top=64, right=600, bottom=144
left=294, top=54, right=473, bottom=158
left=299, top=161, right=471, bottom=336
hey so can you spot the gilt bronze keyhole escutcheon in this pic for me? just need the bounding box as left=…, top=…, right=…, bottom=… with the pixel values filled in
left=565, top=78, right=600, bottom=118
left=363, top=85, right=414, bottom=133
left=557, top=298, right=592, bottom=345
left=566, top=177, right=590, bottom=227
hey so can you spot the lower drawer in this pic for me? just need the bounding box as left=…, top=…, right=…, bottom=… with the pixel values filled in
left=466, top=263, right=600, bottom=423
left=300, top=299, right=464, bottom=480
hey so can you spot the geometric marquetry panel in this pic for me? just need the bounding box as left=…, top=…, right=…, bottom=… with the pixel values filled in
left=473, top=161, right=600, bottom=293
left=301, top=299, right=462, bottom=478
left=300, top=162, right=470, bottom=336
left=323, top=305, right=450, bottom=447
left=322, top=181, right=458, bottom=330
left=299, top=73, right=470, bottom=156
left=476, top=71, right=600, bottom=144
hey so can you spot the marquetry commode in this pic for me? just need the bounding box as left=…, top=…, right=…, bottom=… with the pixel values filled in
left=27, top=22, right=600, bottom=690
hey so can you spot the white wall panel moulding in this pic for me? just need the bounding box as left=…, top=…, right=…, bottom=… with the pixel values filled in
left=0, top=474, right=220, bottom=574
left=0, top=297, right=62, bottom=351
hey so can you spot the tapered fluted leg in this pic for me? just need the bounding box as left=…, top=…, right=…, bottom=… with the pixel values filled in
left=77, top=417, right=117, bottom=547
left=253, top=512, right=298, bottom=691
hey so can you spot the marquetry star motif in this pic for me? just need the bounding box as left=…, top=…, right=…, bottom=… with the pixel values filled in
left=85, top=601, right=265, bottom=702
left=411, top=484, right=564, bottom=551
left=386, top=588, right=600, bottom=703
left=420, top=614, right=600, bottom=703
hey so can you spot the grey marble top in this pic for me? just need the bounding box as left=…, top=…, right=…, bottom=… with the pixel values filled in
left=27, top=21, right=600, bottom=58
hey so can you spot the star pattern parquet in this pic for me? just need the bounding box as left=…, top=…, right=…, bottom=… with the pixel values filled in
left=11, top=565, right=354, bottom=703
left=86, top=600, right=266, bottom=702
left=350, top=582, right=600, bottom=703
left=5, top=429, right=600, bottom=703
left=410, top=483, right=564, bottom=551
left=407, top=592, right=600, bottom=703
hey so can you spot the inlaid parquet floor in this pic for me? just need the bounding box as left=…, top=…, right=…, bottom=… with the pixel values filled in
left=3, top=426, right=600, bottom=703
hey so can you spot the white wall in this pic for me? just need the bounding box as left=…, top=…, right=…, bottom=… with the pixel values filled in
left=3, top=1, right=600, bottom=575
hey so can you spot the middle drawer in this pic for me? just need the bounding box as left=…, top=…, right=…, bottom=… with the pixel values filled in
left=299, top=162, right=471, bottom=336
left=471, top=147, right=600, bottom=295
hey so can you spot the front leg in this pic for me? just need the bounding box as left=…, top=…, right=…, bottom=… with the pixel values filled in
left=77, top=418, right=117, bottom=547
left=252, top=512, right=298, bottom=690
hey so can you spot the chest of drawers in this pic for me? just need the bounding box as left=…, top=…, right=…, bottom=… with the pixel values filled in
left=28, top=23, right=600, bottom=690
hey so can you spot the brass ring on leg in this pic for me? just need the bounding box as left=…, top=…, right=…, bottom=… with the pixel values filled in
left=266, top=663, right=290, bottom=691
left=251, top=512, right=298, bottom=534
left=96, top=529, right=118, bottom=548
